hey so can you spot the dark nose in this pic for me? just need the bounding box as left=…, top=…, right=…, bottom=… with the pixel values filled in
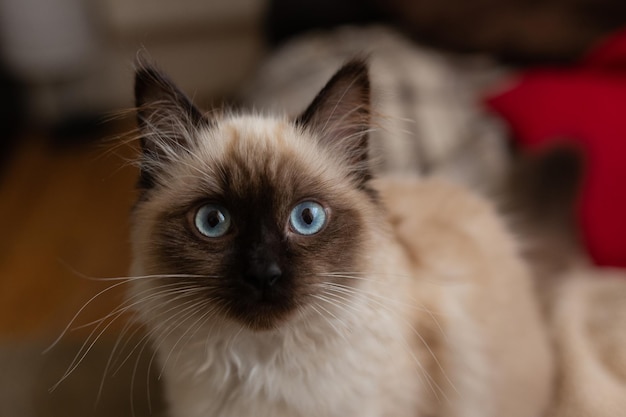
left=244, top=261, right=282, bottom=289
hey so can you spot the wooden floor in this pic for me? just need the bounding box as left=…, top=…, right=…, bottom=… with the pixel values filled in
left=0, top=129, right=139, bottom=341
left=0, top=128, right=170, bottom=417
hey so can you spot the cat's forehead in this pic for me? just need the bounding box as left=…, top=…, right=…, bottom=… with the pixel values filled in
left=203, top=115, right=320, bottom=177
left=161, top=114, right=348, bottom=204
left=201, top=115, right=300, bottom=156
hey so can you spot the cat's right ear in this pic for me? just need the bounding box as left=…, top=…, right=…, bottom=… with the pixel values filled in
left=134, top=61, right=208, bottom=190
left=295, top=58, right=373, bottom=190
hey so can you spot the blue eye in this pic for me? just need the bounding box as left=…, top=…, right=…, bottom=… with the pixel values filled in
left=194, top=204, right=231, bottom=238
left=289, top=201, right=327, bottom=235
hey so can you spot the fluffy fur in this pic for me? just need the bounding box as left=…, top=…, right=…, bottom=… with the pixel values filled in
left=542, top=266, right=626, bottom=417
left=129, top=59, right=553, bottom=417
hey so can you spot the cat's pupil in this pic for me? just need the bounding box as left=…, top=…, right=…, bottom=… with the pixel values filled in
left=207, top=210, right=223, bottom=228
left=301, top=208, right=314, bottom=225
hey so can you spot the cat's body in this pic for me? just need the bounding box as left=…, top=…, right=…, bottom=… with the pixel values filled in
left=129, top=60, right=552, bottom=417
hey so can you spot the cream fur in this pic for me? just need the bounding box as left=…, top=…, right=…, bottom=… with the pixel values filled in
left=545, top=267, right=626, bottom=417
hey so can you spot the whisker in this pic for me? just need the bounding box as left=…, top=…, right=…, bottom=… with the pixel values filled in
left=318, top=271, right=465, bottom=287
left=308, top=303, right=346, bottom=341
left=315, top=280, right=446, bottom=317
left=111, top=293, right=207, bottom=376
left=141, top=298, right=215, bottom=414
left=315, top=279, right=456, bottom=402
left=102, top=284, right=208, bottom=374
left=59, top=284, right=196, bottom=392
left=96, top=311, right=141, bottom=406
left=72, top=282, right=198, bottom=330
left=154, top=299, right=215, bottom=379
left=58, top=260, right=219, bottom=282
left=45, top=270, right=217, bottom=353
left=310, top=294, right=353, bottom=334
left=45, top=279, right=135, bottom=354
left=171, top=304, right=220, bottom=369
left=49, top=303, right=128, bottom=392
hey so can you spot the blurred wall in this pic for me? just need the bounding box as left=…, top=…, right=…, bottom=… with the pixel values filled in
left=0, top=0, right=268, bottom=126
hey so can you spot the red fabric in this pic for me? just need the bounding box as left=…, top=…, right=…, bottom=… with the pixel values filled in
left=486, top=29, right=626, bottom=268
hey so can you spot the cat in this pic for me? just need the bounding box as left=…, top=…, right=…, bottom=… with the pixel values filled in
left=129, top=58, right=553, bottom=417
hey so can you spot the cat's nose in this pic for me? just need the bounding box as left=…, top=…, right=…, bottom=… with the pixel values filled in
left=245, top=261, right=282, bottom=289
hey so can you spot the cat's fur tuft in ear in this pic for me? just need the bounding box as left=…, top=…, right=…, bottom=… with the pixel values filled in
left=296, top=58, right=372, bottom=188
left=134, top=60, right=208, bottom=190
left=134, top=60, right=206, bottom=130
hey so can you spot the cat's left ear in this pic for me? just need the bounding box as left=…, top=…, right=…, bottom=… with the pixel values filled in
left=134, top=61, right=208, bottom=190
left=296, top=59, right=372, bottom=186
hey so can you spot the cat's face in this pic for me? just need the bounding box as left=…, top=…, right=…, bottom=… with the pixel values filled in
left=131, top=59, right=380, bottom=331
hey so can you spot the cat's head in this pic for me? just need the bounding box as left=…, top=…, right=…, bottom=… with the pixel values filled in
left=131, top=59, right=381, bottom=331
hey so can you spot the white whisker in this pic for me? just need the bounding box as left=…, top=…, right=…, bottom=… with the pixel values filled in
left=319, top=281, right=456, bottom=401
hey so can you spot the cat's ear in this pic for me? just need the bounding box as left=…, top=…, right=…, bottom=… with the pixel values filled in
left=134, top=61, right=208, bottom=190
left=296, top=58, right=372, bottom=185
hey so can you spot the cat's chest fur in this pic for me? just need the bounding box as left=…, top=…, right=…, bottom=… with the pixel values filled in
left=155, top=288, right=422, bottom=417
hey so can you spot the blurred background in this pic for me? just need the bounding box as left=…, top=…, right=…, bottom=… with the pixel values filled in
left=0, top=0, right=624, bottom=416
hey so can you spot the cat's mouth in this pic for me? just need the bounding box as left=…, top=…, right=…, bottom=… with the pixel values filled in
left=220, top=279, right=299, bottom=331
